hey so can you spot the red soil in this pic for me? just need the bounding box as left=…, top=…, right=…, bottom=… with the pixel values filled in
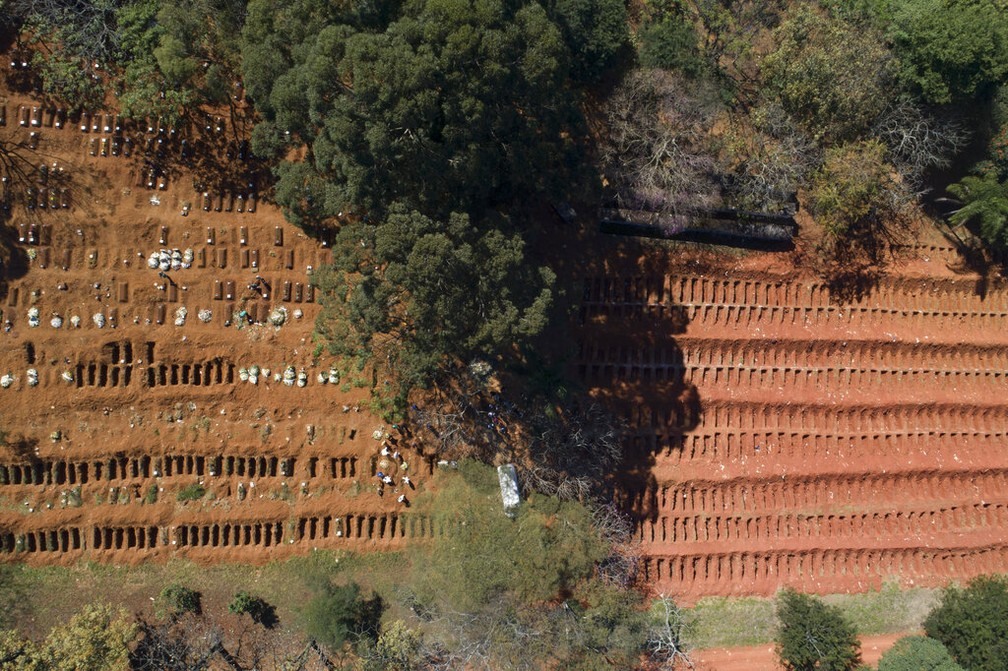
left=3, top=60, right=1006, bottom=611
left=576, top=232, right=1008, bottom=601
left=0, top=86, right=427, bottom=566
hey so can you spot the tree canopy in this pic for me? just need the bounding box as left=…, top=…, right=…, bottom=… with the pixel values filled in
left=241, top=0, right=596, bottom=223
left=947, top=174, right=1008, bottom=251
left=878, top=636, right=965, bottom=671
left=775, top=589, right=861, bottom=671
left=0, top=603, right=136, bottom=671
left=923, top=576, right=1008, bottom=671
left=887, top=0, right=1008, bottom=105
left=763, top=6, right=896, bottom=142
left=301, top=581, right=382, bottom=655
left=312, top=204, right=554, bottom=397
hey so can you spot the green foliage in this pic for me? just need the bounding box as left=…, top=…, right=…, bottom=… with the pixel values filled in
left=549, top=0, right=629, bottom=81
left=115, top=0, right=245, bottom=120
left=242, top=0, right=587, bottom=221
left=923, top=576, right=1008, bottom=671
left=809, top=139, right=898, bottom=237
left=974, top=87, right=1008, bottom=181
left=176, top=483, right=206, bottom=502
left=393, top=462, right=650, bottom=670
left=228, top=591, right=275, bottom=626
left=947, top=174, right=1008, bottom=251
left=763, top=6, right=895, bottom=142
left=878, top=636, right=965, bottom=671
left=776, top=589, right=861, bottom=671
left=411, top=461, right=607, bottom=611
left=31, top=51, right=104, bottom=111
left=638, top=15, right=704, bottom=75
left=363, top=620, right=422, bottom=671
left=156, top=583, right=201, bottom=618
left=576, top=584, right=652, bottom=668
left=37, top=603, right=136, bottom=671
left=300, top=582, right=382, bottom=653
left=888, top=0, right=1008, bottom=105
left=314, top=205, right=554, bottom=397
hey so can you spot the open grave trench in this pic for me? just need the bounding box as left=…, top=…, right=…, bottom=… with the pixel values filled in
left=579, top=271, right=1008, bottom=600
left=0, top=94, right=433, bottom=569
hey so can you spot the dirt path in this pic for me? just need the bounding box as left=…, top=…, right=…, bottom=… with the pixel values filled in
left=692, top=631, right=915, bottom=670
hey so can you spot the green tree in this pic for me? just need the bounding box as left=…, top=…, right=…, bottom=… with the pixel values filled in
left=313, top=205, right=554, bottom=397
left=776, top=589, right=861, bottom=671
left=0, top=629, right=37, bottom=671
left=763, top=6, right=896, bottom=142
left=37, top=603, right=136, bottom=671
left=412, top=461, right=607, bottom=611
left=638, top=15, right=704, bottom=75
left=888, top=0, right=1008, bottom=105
left=301, top=582, right=382, bottom=654
left=228, top=591, right=276, bottom=626
left=809, top=139, right=902, bottom=237
left=878, top=636, right=965, bottom=671
left=242, top=0, right=585, bottom=222
left=363, top=620, right=422, bottom=671
left=549, top=0, right=628, bottom=80
left=947, top=174, right=1008, bottom=251
left=923, top=576, right=1008, bottom=671
left=397, top=461, right=649, bottom=670
left=115, top=0, right=246, bottom=121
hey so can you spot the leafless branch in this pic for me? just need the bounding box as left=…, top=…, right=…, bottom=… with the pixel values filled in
left=601, top=69, right=722, bottom=217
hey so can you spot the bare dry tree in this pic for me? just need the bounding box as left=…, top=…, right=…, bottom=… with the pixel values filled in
left=9, top=0, right=121, bottom=65
left=520, top=401, right=625, bottom=502
left=130, top=615, right=225, bottom=671
left=590, top=501, right=641, bottom=588
left=600, top=69, right=723, bottom=218
left=723, top=102, right=819, bottom=212
left=647, top=595, right=695, bottom=670
left=873, top=100, right=971, bottom=191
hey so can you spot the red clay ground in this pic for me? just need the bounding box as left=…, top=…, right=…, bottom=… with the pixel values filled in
left=575, top=228, right=1008, bottom=602
left=3, top=57, right=1007, bottom=613
left=0, top=83, right=431, bottom=567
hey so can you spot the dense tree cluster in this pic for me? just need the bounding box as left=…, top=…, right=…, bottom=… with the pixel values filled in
left=923, top=576, right=1008, bottom=671
left=878, top=636, right=965, bottom=671
left=605, top=0, right=1008, bottom=270
left=312, top=204, right=555, bottom=401
left=239, top=0, right=629, bottom=399
left=0, top=604, right=136, bottom=671
left=240, top=0, right=621, bottom=222
left=3, top=0, right=246, bottom=121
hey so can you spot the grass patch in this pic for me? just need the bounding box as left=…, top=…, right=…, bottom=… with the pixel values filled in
left=176, top=483, right=206, bottom=502
left=684, top=582, right=942, bottom=650
left=686, top=596, right=776, bottom=648
left=822, top=581, right=940, bottom=636
left=0, top=551, right=404, bottom=640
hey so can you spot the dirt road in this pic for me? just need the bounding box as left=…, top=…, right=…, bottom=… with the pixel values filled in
left=692, top=631, right=915, bottom=670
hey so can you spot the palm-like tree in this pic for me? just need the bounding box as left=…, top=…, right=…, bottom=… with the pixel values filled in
left=947, top=173, right=1008, bottom=249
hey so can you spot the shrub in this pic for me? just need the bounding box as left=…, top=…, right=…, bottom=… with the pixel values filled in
left=776, top=589, right=861, bottom=671
left=176, top=484, right=206, bottom=502
left=157, top=584, right=201, bottom=618
left=923, top=575, right=1008, bottom=671
left=878, top=636, right=964, bottom=671
left=301, top=582, right=382, bottom=653
left=228, top=592, right=276, bottom=627
left=639, top=16, right=704, bottom=76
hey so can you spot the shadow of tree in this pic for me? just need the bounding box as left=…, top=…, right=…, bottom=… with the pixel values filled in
left=535, top=220, right=704, bottom=526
